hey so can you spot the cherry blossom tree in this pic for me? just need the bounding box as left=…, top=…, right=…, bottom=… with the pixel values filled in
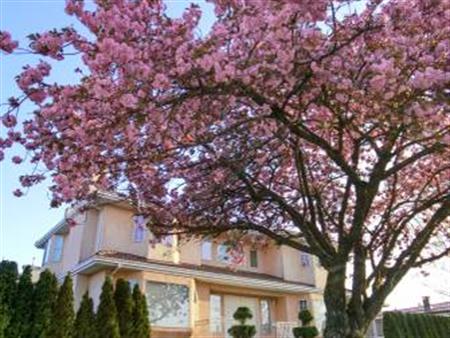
left=1, top=1, right=449, bottom=337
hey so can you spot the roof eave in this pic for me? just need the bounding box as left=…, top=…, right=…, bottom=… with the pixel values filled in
left=72, top=255, right=321, bottom=294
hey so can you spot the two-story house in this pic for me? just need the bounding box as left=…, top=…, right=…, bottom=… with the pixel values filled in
left=35, top=191, right=327, bottom=338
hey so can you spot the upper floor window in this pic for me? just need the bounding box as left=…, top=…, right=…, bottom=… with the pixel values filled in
left=201, top=241, right=212, bottom=260
left=217, top=244, right=230, bottom=263
left=50, top=235, right=64, bottom=262
left=299, top=299, right=308, bottom=311
left=300, top=253, right=311, bottom=267
left=42, top=240, right=50, bottom=265
left=250, top=250, right=258, bottom=268
left=161, top=235, right=174, bottom=247
left=133, top=224, right=145, bottom=243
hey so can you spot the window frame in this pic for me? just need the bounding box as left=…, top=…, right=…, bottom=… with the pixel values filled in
left=50, top=235, right=64, bottom=263
left=299, top=299, right=309, bottom=311
left=249, top=249, right=258, bottom=268
left=217, top=244, right=230, bottom=263
left=300, top=253, right=311, bottom=267
left=133, top=223, right=145, bottom=243
left=145, top=281, right=190, bottom=328
left=201, top=241, right=212, bottom=260
left=260, top=298, right=272, bottom=334
left=209, top=294, right=223, bottom=333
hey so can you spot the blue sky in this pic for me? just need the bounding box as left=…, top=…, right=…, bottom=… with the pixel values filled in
left=1, top=0, right=448, bottom=309
left=0, top=0, right=215, bottom=268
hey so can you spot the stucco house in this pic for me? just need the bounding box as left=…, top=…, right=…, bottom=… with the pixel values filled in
left=35, top=191, right=327, bottom=338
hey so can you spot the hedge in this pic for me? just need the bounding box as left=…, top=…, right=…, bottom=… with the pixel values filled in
left=383, top=311, right=450, bottom=338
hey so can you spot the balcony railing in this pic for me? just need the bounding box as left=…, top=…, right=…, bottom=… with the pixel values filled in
left=196, top=319, right=298, bottom=338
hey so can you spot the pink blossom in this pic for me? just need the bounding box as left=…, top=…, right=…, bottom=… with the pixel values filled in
left=31, top=32, right=65, bottom=59
left=28, top=89, right=47, bottom=103
left=2, top=114, right=17, bottom=128
left=0, top=31, right=18, bottom=54
left=369, top=75, right=386, bottom=93
left=12, top=156, right=23, bottom=164
left=120, top=94, right=138, bottom=109
left=13, top=189, right=23, bottom=197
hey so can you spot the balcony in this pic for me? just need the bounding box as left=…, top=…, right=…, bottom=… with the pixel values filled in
left=195, top=319, right=298, bottom=338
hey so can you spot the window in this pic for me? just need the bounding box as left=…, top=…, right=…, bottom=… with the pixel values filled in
left=250, top=250, right=258, bottom=268
left=42, top=240, right=51, bottom=265
left=300, top=253, right=311, bottom=267
left=146, top=281, right=190, bottom=328
left=50, top=235, right=64, bottom=262
left=299, top=299, right=308, bottom=311
left=161, top=235, right=173, bottom=247
left=128, top=279, right=140, bottom=290
left=209, top=294, right=222, bottom=333
left=217, top=244, right=230, bottom=262
left=201, top=241, right=212, bottom=260
left=133, top=224, right=145, bottom=242
left=260, top=299, right=272, bottom=334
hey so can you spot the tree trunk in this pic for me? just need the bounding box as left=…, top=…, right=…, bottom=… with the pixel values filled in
left=323, top=264, right=366, bottom=338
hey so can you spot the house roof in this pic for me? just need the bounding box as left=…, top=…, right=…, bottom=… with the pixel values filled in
left=389, top=302, right=450, bottom=315
left=73, top=250, right=320, bottom=294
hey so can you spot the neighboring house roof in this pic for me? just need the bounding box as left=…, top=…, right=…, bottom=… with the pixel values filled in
left=72, top=250, right=320, bottom=294
left=389, top=302, right=450, bottom=315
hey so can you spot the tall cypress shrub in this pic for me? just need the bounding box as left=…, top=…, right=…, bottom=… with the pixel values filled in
left=48, top=274, right=75, bottom=338
left=0, top=261, right=18, bottom=338
left=130, top=284, right=150, bottom=338
left=114, top=279, right=133, bottom=338
left=6, top=265, right=34, bottom=338
left=96, top=277, right=120, bottom=338
left=73, top=292, right=97, bottom=338
left=30, top=269, right=58, bottom=338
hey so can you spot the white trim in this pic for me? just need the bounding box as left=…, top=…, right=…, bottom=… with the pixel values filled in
left=72, top=256, right=321, bottom=294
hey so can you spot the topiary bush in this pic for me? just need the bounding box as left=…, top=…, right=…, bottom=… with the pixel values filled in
left=292, top=309, right=319, bottom=338
left=227, top=306, right=256, bottom=338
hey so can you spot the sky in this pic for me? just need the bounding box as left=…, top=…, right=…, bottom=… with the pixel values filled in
left=0, top=0, right=448, bottom=309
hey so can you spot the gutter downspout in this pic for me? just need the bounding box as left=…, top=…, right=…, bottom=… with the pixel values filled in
left=110, top=262, right=122, bottom=277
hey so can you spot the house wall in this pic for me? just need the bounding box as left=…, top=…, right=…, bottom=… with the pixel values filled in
left=281, top=246, right=316, bottom=285
left=87, top=270, right=107, bottom=309
left=79, top=209, right=99, bottom=261
left=60, top=211, right=87, bottom=274
left=97, top=205, right=149, bottom=257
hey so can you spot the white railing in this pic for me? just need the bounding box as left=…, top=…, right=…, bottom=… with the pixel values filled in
left=196, top=320, right=298, bottom=338
left=275, top=322, right=297, bottom=338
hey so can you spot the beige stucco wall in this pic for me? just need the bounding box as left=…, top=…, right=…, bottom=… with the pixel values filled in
left=281, top=246, right=316, bottom=285
left=60, top=211, right=87, bottom=274
left=87, top=270, right=107, bottom=309
left=98, top=205, right=149, bottom=257
left=79, top=209, right=99, bottom=261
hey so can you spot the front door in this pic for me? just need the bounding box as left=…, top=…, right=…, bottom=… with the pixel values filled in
left=224, top=295, right=260, bottom=338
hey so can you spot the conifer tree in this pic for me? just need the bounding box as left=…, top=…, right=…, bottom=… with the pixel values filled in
left=130, top=284, right=150, bottom=338
left=114, top=279, right=133, bottom=338
left=48, top=274, right=74, bottom=338
left=96, top=277, right=120, bottom=338
left=0, top=261, right=18, bottom=338
left=73, top=292, right=97, bottom=338
left=6, top=265, right=34, bottom=338
left=30, top=269, right=58, bottom=338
